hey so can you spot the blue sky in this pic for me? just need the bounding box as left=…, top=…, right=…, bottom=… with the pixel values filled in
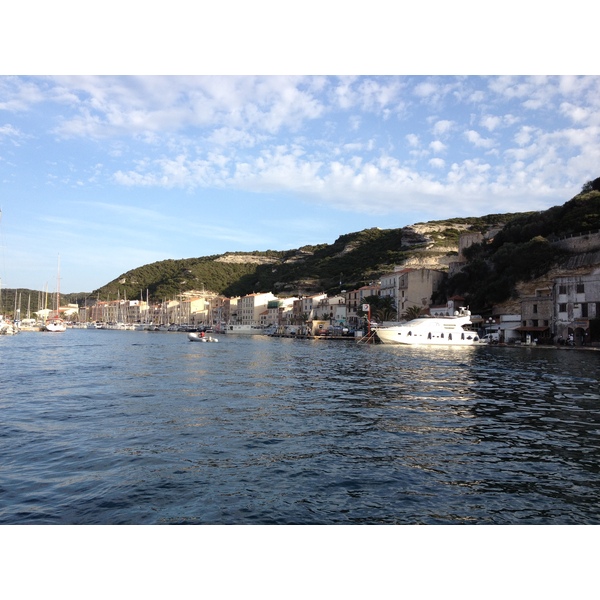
left=1, top=9, right=598, bottom=294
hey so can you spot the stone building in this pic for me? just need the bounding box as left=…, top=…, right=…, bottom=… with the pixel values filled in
left=397, top=268, right=445, bottom=315
left=518, top=289, right=554, bottom=343
left=553, top=273, right=600, bottom=345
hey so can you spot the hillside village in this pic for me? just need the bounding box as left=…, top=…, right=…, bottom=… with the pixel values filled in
left=72, top=225, right=599, bottom=346
left=4, top=182, right=600, bottom=345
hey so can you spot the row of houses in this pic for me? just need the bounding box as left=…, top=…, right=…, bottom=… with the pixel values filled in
left=79, top=289, right=373, bottom=331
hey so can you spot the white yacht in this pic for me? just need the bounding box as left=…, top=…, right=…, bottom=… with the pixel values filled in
left=375, top=307, right=480, bottom=346
left=44, top=317, right=67, bottom=333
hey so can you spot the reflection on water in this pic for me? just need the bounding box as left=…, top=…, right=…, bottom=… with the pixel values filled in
left=1, top=331, right=599, bottom=524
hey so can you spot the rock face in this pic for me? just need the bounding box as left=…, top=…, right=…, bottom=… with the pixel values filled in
left=215, top=253, right=278, bottom=265
left=400, top=253, right=458, bottom=271
left=395, top=223, right=468, bottom=271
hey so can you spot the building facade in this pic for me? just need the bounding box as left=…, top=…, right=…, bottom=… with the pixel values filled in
left=553, top=274, right=600, bottom=345
left=397, top=268, right=445, bottom=315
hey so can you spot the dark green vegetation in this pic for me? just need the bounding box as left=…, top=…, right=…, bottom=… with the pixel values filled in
left=0, top=288, right=87, bottom=319
left=434, top=182, right=600, bottom=310
left=2, top=179, right=599, bottom=318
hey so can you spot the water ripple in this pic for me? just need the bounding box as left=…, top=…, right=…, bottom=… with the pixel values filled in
left=1, top=332, right=599, bottom=524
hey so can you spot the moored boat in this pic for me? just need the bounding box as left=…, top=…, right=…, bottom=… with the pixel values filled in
left=226, top=324, right=265, bottom=335
left=0, top=318, right=19, bottom=335
left=375, top=307, right=479, bottom=346
left=44, top=316, right=67, bottom=332
left=188, top=332, right=218, bottom=342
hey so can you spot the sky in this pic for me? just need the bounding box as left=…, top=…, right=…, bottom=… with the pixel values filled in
left=1, top=7, right=598, bottom=294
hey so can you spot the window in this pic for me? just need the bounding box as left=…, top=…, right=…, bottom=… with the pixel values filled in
left=576, top=283, right=585, bottom=293
left=533, top=304, right=538, bottom=314
left=532, top=320, right=539, bottom=327
left=582, top=303, right=588, bottom=318
left=559, top=303, right=567, bottom=312
left=559, top=285, right=567, bottom=294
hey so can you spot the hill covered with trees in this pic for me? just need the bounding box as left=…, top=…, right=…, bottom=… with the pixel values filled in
left=91, top=213, right=525, bottom=303
left=433, top=179, right=600, bottom=310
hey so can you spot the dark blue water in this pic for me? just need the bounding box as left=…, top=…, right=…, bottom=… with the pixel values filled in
left=1, top=329, right=599, bottom=524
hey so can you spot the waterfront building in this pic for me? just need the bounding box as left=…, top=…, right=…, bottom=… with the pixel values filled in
left=518, top=287, right=554, bottom=343
left=379, top=269, right=402, bottom=305
left=429, top=296, right=466, bottom=317
left=498, top=314, right=523, bottom=343
left=397, top=268, right=445, bottom=315
left=238, top=292, right=278, bottom=326
left=298, top=293, right=327, bottom=322
left=344, top=284, right=380, bottom=327
left=183, top=297, right=210, bottom=327
left=223, top=297, right=240, bottom=325
left=553, top=274, right=600, bottom=344
left=207, top=295, right=226, bottom=329
left=314, top=294, right=347, bottom=325
left=261, top=297, right=297, bottom=327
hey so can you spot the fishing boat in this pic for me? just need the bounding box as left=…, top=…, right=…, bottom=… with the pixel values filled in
left=375, top=307, right=480, bottom=346
left=188, top=332, right=218, bottom=343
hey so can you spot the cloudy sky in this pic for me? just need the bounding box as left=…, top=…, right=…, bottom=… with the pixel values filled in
left=0, top=8, right=597, bottom=294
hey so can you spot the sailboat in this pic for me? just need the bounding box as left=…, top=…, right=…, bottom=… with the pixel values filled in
left=44, top=255, right=67, bottom=332
left=0, top=278, right=19, bottom=335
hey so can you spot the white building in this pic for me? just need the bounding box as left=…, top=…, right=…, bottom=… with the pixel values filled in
left=239, top=292, right=278, bottom=325
left=314, top=294, right=347, bottom=325
left=300, top=293, right=327, bottom=322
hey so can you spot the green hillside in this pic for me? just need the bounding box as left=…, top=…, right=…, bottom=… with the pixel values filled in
left=92, top=213, right=524, bottom=302
left=435, top=182, right=600, bottom=310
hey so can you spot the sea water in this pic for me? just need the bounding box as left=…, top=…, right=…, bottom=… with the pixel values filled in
left=1, top=329, right=599, bottom=524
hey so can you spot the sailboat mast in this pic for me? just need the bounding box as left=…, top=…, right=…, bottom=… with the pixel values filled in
left=56, top=254, right=61, bottom=318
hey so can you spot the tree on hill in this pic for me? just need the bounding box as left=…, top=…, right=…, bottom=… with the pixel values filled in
left=581, top=178, right=600, bottom=193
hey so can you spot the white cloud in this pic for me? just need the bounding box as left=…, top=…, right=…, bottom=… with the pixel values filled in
left=480, top=115, right=501, bottom=131
left=432, top=119, right=453, bottom=136
left=513, top=125, right=537, bottom=146
left=46, top=76, right=328, bottom=140
left=0, top=123, right=22, bottom=142
left=429, top=158, right=445, bottom=169
left=414, top=81, right=438, bottom=98
left=208, top=127, right=261, bottom=148
left=406, top=133, right=420, bottom=147
left=559, top=102, right=591, bottom=124
left=465, top=129, right=495, bottom=149
left=429, top=140, right=447, bottom=153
